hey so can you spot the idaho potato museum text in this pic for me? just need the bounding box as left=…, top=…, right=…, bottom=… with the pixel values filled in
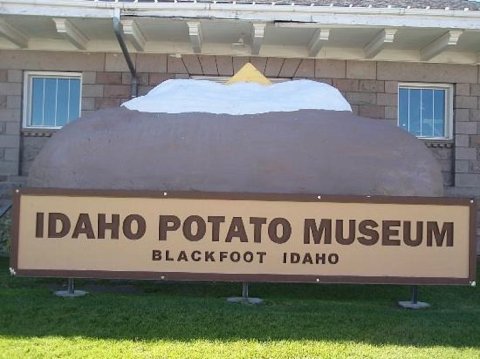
left=35, top=212, right=454, bottom=248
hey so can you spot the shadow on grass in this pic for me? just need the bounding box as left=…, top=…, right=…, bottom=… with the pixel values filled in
left=1, top=257, right=479, bottom=348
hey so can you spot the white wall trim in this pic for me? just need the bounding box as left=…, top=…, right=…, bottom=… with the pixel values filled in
left=308, top=28, right=330, bottom=57
left=2, top=1, right=480, bottom=30
left=0, top=18, right=28, bottom=48
left=420, top=30, right=464, bottom=61
left=187, top=21, right=203, bottom=54
left=53, top=18, right=89, bottom=50
left=121, top=19, right=146, bottom=52
left=364, top=28, right=397, bottom=59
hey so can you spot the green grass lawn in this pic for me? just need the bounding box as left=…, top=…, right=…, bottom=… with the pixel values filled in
left=0, top=256, right=479, bottom=359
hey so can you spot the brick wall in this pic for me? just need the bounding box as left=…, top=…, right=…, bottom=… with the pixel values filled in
left=1, top=50, right=479, bottom=249
left=0, top=68, right=22, bottom=180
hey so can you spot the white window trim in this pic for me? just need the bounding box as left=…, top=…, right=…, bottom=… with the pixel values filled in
left=397, top=82, right=453, bottom=140
left=23, top=71, right=83, bottom=130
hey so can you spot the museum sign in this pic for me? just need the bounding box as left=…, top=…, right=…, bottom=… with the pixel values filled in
left=10, top=188, right=476, bottom=285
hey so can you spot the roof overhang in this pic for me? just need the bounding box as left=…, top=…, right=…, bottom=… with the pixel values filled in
left=1, top=0, right=479, bottom=64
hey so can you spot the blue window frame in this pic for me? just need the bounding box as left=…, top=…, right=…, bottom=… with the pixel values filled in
left=398, top=84, right=452, bottom=140
left=24, top=72, right=82, bottom=129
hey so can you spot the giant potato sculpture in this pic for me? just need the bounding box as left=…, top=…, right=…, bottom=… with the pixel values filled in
left=28, top=66, right=443, bottom=197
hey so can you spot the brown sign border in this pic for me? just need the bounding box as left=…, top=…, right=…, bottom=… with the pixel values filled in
left=10, top=187, right=477, bottom=286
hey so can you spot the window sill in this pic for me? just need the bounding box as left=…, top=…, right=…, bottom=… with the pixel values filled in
left=422, top=139, right=454, bottom=149
left=21, top=128, right=57, bottom=137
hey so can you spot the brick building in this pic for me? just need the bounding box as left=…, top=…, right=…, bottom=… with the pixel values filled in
left=0, top=0, right=479, bottom=250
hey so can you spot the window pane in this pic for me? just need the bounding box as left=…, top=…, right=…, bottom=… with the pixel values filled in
left=27, top=74, right=81, bottom=129
left=43, top=78, right=57, bottom=127
left=408, top=89, right=421, bottom=136
left=56, top=79, right=70, bottom=127
left=68, top=79, right=81, bottom=121
left=398, top=86, right=448, bottom=139
left=398, top=88, right=408, bottom=131
left=421, top=89, right=434, bottom=137
left=433, top=90, right=445, bottom=138
left=31, top=78, right=44, bottom=126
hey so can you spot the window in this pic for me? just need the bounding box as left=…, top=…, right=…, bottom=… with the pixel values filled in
left=23, top=72, right=82, bottom=129
left=398, top=83, right=453, bottom=140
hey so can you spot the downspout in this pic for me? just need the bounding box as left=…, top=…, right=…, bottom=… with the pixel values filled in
left=113, top=8, right=138, bottom=98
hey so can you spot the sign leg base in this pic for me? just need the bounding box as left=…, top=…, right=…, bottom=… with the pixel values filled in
left=226, top=296, right=263, bottom=305
left=54, top=289, right=88, bottom=298
left=54, top=279, right=88, bottom=298
left=227, top=282, right=263, bottom=305
left=398, top=285, right=430, bottom=309
left=397, top=300, right=430, bottom=309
